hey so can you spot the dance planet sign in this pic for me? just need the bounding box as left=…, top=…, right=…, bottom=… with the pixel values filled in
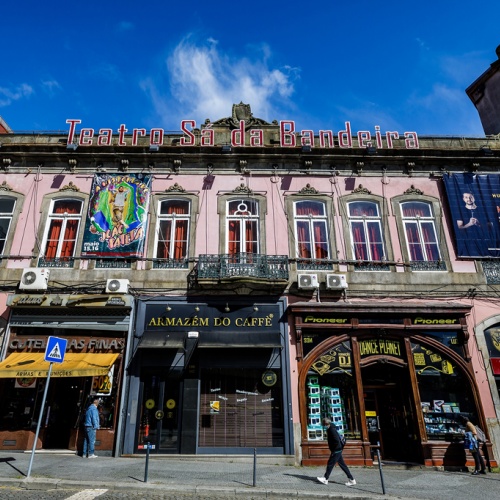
left=66, top=119, right=420, bottom=149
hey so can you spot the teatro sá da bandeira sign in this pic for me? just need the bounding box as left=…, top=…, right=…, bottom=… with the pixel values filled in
left=66, top=119, right=420, bottom=150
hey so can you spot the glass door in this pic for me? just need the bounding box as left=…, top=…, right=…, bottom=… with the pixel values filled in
left=138, top=370, right=181, bottom=453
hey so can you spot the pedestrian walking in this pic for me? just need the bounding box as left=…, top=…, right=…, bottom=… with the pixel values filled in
left=82, top=397, right=100, bottom=458
left=461, top=416, right=486, bottom=475
left=317, top=417, right=356, bottom=486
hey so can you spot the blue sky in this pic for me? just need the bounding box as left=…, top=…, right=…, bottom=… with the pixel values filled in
left=1, top=1, right=499, bottom=137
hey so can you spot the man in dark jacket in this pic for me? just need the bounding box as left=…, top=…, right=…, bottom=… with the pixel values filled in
left=317, top=417, right=356, bottom=486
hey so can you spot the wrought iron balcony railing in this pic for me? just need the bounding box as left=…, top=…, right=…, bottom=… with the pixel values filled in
left=152, top=258, right=189, bottom=269
left=38, top=257, right=75, bottom=268
left=197, top=253, right=289, bottom=280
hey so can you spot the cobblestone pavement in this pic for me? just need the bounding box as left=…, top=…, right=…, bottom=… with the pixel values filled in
left=1, top=451, right=499, bottom=499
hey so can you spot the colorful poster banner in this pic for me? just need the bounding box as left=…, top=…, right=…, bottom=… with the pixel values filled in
left=443, top=173, right=500, bottom=258
left=82, top=174, right=151, bottom=258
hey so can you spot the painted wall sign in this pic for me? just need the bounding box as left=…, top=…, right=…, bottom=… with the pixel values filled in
left=359, top=339, right=402, bottom=358
left=413, top=318, right=459, bottom=325
left=66, top=119, right=419, bottom=149
left=9, top=337, right=125, bottom=351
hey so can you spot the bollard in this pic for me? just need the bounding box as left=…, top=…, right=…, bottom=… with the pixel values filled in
left=253, top=448, right=257, bottom=487
left=144, top=441, right=151, bottom=483
left=375, top=446, right=386, bottom=495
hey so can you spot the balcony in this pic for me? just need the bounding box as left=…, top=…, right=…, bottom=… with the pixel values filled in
left=38, top=257, right=75, bottom=268
left=197, top=253, right=289, bottom=282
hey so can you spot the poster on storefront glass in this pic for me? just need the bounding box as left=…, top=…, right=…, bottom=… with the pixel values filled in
left=443, top=173, right=500, bottom=258
left=81, top=174, right=151, bottom=258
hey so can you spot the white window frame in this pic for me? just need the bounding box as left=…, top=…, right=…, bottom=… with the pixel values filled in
left=40, top=198, right=83, bottom=260
left=225, top=199, right=260, bottom=255
left=0, top=197, right=16, bottom=255
left=293, top=200, right=330, bottom=261
left=401, top=201, right=441, bottom=262
left=347, top=200, right=386, bottom=261
left=153, top=198, right=191, bottom=261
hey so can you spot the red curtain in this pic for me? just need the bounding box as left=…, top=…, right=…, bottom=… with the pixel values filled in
left=402, top=204, right=439, bottom=261
left=157, top=201, right=189, bottom=259
left=44, top=200, right=82, bottom=259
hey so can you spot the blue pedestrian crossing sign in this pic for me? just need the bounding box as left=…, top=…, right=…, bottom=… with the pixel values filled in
left=44, top=336, right=67, bottom=364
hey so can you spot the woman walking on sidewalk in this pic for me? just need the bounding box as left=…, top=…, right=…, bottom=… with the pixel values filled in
left=317, top=417, right=356, bottom=487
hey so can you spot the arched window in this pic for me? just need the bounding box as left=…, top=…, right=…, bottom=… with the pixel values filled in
left=226, top=199, right=259, bottom=255
left=154, top=199, right=190, bottom=267
left=0, top=197, right=16, bottom=255
left=40, top=198, right=83, bottom=266
left=347, top=201, right=385, bottom=261
left=401, top=201, right=441, bottom=262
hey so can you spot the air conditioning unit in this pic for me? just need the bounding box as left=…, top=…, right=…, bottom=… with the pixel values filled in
left=20, top=268, right=50, bottom=291
left=105, top=278, right=130, bottom=294
left=298, top=273, right=319, bottom=289
left=326, top=274, right=348, bottom=290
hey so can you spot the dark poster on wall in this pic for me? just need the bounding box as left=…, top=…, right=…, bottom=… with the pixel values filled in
left=81, top=174, right=151, bottom=258
left=443, top=173, right=500, bottom=258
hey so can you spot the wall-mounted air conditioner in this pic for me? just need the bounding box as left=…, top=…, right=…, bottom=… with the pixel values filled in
left=19, top=268, right=50, bottom=291
left=298, top=273, right=319, bottom=289
left=105, top=278, right=130, bottom=294
left=326, top=274, right=348, bottom=290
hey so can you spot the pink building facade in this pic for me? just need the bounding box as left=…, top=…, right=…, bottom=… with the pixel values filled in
left=0, top=105, right=499, bottom=470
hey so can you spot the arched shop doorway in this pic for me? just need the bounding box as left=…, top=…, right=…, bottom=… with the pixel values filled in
left=291, top=302, right=497, bottom=468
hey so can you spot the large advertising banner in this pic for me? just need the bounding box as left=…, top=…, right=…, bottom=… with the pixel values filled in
left=81, top=174, right=151, bottom=258
left=443, top=173, right=500, bottom=258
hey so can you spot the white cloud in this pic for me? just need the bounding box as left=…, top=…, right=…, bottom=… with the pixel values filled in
left=141, top=38, right=299, bottom=127
left=0, top=83, right=34, bottom=107
left=41, top=80, right=62, bottom=97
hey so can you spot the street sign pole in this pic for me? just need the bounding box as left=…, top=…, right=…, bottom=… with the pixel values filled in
left=27, top=361, right=53, bottom=479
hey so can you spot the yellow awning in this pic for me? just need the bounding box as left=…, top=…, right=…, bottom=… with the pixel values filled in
left=0, top=352, right=119, bottom=378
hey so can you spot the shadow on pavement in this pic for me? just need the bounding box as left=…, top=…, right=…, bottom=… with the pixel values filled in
left=0, top=457, right=25, bottom=477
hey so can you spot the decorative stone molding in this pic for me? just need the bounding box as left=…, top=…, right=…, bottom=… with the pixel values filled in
left=59, top=181, right=80, bottom=192
left=165, top=183, right=186, bottom=193
left=353, top=184, right=371, bottom=194
left=172, top=159, right=182, bottom=173
left=209, top=102, right=271, bottom=130
left=404, top=185, right=424, bottom=195
left=232, top=183, right=253, bottom=194
left=0, top=180, right=13, bottom=191
left=298, top=184, right=319, bottom=195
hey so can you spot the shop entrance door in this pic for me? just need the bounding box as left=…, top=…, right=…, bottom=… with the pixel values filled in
left=362, top=363, right=419, bottom=463
left=43, top=378, right=82, bottom=449
left=138, top=370, right=181, bottom=453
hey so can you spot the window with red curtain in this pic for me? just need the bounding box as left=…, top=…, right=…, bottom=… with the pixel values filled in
left=155, top=199, right=190, bottom=260
left=401, top=201, right=441, bottom=261
left=226, top=199, right=259, bottom=257
left=294, top=200, right=330, bottom=260
left=0, top=197, right=16, bottom=255
left=348, top=201, right=385, bottom=261
left=43, top=199, right=82, bottom=261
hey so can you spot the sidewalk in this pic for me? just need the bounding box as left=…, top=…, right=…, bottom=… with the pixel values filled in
left=0, top=451, right=498, bottom=499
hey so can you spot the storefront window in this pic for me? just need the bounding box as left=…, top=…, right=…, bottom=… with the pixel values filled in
left=199, top=366, right=283, bottom=448
left=305, top=342, right=360, bottom=441
left=412, top=342, right=475, bottom=439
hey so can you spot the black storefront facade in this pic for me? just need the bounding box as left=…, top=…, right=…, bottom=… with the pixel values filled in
left=290, top=301, right=497, bottom=469
left=121, top=298, right=293, bottom=456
